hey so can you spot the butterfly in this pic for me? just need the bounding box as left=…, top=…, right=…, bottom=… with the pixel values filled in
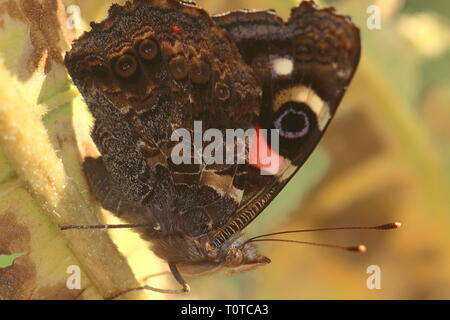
left=63, top=0, right=362, bottom=297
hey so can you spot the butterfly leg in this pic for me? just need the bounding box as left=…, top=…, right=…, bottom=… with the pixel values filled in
left=169, top=263, right=190, bottom=293
left=106, top=264, right=190, bottom=300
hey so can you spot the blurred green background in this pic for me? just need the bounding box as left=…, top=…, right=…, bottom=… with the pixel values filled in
left=1, top=0, right=449, bottom=299
left=61, top=0, right=450, bottom=299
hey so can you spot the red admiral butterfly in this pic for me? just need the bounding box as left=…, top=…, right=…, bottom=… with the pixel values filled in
left=63, top=0, right=399, bottom=298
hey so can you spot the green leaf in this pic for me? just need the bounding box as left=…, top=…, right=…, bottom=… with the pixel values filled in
left=0, top=252, right=26, bottom=269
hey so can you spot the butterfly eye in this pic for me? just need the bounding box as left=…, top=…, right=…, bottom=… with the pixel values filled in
left=169, top=56, right=189, bottom=80
left=190, top=59, right=211, bottom=84
left=115, top=54, right=138, bottom=78
left=225, top=247, right=244, bottom=267
left=214, top=82, right=230, bottom=101
left=274, top=103, right=311, bottom=139
left=138, top=38, right=159, bottom=60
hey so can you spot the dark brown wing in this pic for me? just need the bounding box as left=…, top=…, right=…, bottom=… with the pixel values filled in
left=65, top=0, right=359, bottom=244
left=65, top=0, right=262, bottom=235
left=210, top=1, right=361, bottom=247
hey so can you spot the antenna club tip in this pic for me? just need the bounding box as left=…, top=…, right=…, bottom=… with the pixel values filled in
left=376, top=222, right=402, bottom=230
left=357, top=245, right=367, bottom=253
left=393, top=222, right=402, bottom=228
left=349, top=245, right=367, bottom=253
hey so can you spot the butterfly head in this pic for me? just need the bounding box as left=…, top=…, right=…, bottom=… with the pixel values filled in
left=220, top=234, right=271, bottom=274
left=163, top=233, right=270, bottom=276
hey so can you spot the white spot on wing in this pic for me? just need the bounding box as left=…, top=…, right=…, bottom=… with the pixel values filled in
left=271, top=57, right=294, bottom=76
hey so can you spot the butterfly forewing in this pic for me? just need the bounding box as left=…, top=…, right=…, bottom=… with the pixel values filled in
left=210, top=2, right=360, bottom=246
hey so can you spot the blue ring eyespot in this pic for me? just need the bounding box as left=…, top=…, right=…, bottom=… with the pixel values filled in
left=274, top=106, right=310, bottom=138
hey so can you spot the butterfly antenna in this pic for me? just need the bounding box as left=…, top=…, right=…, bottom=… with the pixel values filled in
left=249, top=238, right=367, bottom=253
left=242, top=222, right=401, bottom=252
left=246, top=222, right=401, bottom=242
